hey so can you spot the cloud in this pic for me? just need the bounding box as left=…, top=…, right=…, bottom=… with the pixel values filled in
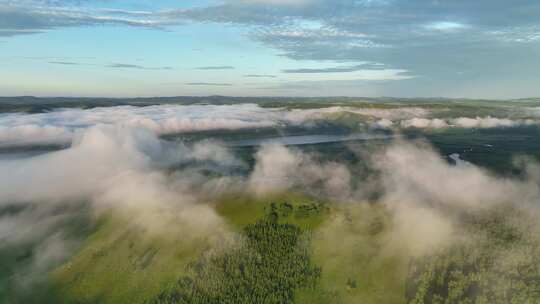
left=248, top=144, right=352, bottom=200
left=260, top=71, right=415, bottom=90
left=1, top=104, right=429, bottom=148
left=253, top=25, right=372, bottom=40
left=423, top=21, right=470, bottom=33
left=238, top=0, right=313, bottom=6
left=4, top=0, right=540, bottom=97
left=48, top=61, right=80, bottom=65
left=0, top=126, right=159, bottom=204
left=0, top=124, right=249, bottom=247
left=372, top=118, right=394, bottom=129
left=362, top=140, right=540, bottom=256
left=45, top=60, right=172, bottom=70
left=0, top=104, right=286, bottom=147
left=0, top=125, right=238, bottom=289
left=97, top=8, right=154, bottom=17
left=488, top=26, right=540, bottom=43
left=186, top=82, right=233, bottom=86
left=398, top=116, right=537, bottom=129
left=373, top=141, right=526, bottom=210
left=401, top=118, right=449, bottom=129
left=195, top=66, right=235, bottom=70
left=244, top=74, right=277, bottom=78
left=107, top=63, right=173, bottom=70
left=452, top=116, right=518, bottom=128
left=1, top=103, right=539, bottom=150
left=282, top=63, right=387, bottom=73
left=0, top=124, right=74, bottom=147
left=3, top=112, right=540, bottom=294
left=246, top=137, right=540, bottom=208
left=169, top=0, right=540, bottom=98
left=0, top=4, right=168, bottom=37
left=0, top=29, right=44, bottom=37
left=242, top=138, right=540, bottom=257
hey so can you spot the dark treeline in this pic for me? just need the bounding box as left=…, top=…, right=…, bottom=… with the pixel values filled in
left=150, top=203, right=321, bottom=304
left=406, top=207, right=540, bottom=304
left=2, top=96, right=535, bottom=114
left=0, top=96, right=359, bottom=114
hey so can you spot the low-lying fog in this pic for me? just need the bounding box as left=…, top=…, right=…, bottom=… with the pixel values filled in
left=1, top=103, right=540, bottom=299
left=2, top=103, right=540, bottom=148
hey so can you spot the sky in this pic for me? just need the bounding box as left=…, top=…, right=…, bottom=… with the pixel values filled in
left=1, top=0, right=540, bottom=98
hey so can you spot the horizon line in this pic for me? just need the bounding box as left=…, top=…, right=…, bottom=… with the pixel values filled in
left=1, top=95, right=539, bottom=102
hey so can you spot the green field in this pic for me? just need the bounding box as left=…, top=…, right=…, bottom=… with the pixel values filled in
left=2, top=97, right=540, bottom=303
left=33, top=194, right=411, bottom=304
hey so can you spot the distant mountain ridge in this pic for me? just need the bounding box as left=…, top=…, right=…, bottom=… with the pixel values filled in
left=0, top=96, right=538, bottom=114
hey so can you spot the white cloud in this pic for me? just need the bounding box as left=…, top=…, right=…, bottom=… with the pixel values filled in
left=0, top=104, right=429, bottom=147
left=423, top=21, right=470, bottom=32
left=1, top=104, right=538, bottom=148
left=0, top=4, right=168, bottom=38
left=0, top=104, right=281, bottom=147
left=401, top=118, right=449, bottom=129
left=3, top=121, right=540, bottom=287
left=248, top=144, right=352, bottom=200
left=237, top=0, right=313, bottom=6
left=0, top=124, right=74, bottom=146
left=0, top=125, right=237, bottom=287
left=372, top=118, right=394, bottom=129
left=451, top=116, right=518, bottom=128
left=489, top=26, right=540, bottom=43
left=285, top=106, right=429, bottom=122
left=397, top=116, right=537, bottom=129
left=371, top=141, right=540, bottom=256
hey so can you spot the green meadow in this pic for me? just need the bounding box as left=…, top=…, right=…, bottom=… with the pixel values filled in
left=41, top=194, right=410, bottom=304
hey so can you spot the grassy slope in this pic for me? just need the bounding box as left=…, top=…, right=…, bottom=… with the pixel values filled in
left=51, top=214, right=212, bottom=304
left=214, top=192, right=328, bottom=231
left=296, top=204, right=407, bottom=304
left=51, top=194, right=322, bottom=304
left=52, top=195, right=408, bottom=304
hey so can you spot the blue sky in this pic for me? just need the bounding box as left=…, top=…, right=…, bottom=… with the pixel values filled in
left=1, top=0, right=540, bottom=98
